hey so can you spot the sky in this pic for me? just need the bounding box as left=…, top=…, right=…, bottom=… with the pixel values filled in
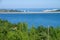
left=0, top=0, right=60, bottom=8
left=0, top=13, right=60, bottom=27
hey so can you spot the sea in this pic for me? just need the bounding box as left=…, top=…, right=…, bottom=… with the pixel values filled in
left=0, top=8, right=60, bottom=28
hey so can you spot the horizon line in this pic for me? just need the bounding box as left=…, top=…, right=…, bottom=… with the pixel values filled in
left=0, top=12, right=60, bottom=14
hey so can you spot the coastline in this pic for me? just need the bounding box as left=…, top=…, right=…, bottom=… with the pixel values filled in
left=0, top=12, right=60, bottom=14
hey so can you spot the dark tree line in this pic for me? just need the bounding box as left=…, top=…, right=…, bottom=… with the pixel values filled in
left=0, top=19, right=60, bottom=40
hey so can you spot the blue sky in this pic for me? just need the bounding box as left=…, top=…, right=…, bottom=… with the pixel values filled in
left=0, top=14, right=60, bottom=27
left=0, top=0, right=60, bottom=8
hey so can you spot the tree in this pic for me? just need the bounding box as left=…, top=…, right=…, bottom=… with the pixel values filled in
left=0, top=19, right=60, bottom=40
left=37, top=25, right=48, bottom=40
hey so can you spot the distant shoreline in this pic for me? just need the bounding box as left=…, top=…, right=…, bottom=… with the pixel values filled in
left=0, top=12, right=60, bottom=14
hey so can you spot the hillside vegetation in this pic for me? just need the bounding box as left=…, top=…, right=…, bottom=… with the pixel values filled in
left=0, top=19, right=60, bottom=40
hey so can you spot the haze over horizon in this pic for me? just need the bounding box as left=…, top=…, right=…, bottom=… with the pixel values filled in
left=0, top=0, right=60, bottom=9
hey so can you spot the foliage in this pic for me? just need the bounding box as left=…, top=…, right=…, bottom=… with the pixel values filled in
left=0, top=19, right=60, bottom=40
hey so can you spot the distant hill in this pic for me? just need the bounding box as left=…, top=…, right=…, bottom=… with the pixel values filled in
left=0, top=9, right=24, bottom=12
left=43, top=9, right=60, bottom=12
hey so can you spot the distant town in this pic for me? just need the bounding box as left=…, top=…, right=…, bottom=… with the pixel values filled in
left=0, top=9, right=60, bottom=12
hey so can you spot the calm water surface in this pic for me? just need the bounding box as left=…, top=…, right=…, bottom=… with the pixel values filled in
left=0, top=13, right=60, bottom=27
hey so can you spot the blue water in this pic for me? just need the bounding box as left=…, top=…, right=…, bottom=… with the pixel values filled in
left=0, top=13, right=60, bottom=27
